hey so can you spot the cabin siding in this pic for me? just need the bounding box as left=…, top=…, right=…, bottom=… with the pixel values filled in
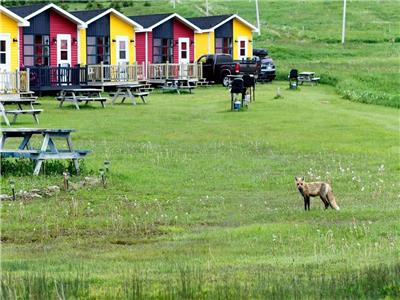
left=0, top=13, right=20, bottom=71
left=232, top=18, right=253, bottom=60
left=135, top=31, right=152, bottom=64
left=215, top=20, right=232, bottom=38
left=173, top=18, right=194, bottom=63
left=23, top=10, right=50, bottom=35
left=86, top=15, right=110, bottom=37
left=49, top=10, right=78, bottom=66
left=79, top=28, right=86, bottom=65
left=153, top=19, right=173, bottom=39
left=194, top=32, right=214, bottom=60
left=110, top=13, right=136, bottom=64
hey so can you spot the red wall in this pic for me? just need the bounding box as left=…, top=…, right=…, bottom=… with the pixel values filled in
left=173, top=19, right=194, bottom=63
left=19, top=28, right=23, bottom=68
left=49, top=10, right=78, bottom=66
left=135, top=31, right=152, bottom=64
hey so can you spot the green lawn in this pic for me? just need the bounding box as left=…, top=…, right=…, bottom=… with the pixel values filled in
left=1, top=83, right=399, bottom=298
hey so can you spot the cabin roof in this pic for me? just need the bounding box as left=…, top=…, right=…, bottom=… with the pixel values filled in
left=129, top=13, right=173, bottom=28
left=187, top=15, right=232, bottom=30
left=70, top=9, right=108, bottom=22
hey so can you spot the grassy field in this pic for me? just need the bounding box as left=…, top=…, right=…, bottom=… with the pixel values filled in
left=1, top=82, right=399, bottom=298
left=59, top=0, right=400, bottom=108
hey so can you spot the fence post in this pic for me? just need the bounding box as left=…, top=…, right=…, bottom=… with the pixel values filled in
left=16, top=70, right=20, bottom=93
left=26, top=68, right=30, bottom=92
left=166, top=62, right=169, bottom=79
left=100, top=62, right=104, bottom=83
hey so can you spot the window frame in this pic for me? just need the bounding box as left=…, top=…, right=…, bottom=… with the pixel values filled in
left=23, top=34, right=50, bottom=67
left=153, top=38, right=174, bottom=63
left=86, top=35, right=110, bottom=65
left=215, top=37, right=232, bottom=55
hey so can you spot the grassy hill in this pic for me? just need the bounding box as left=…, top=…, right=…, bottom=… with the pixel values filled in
left=66, top=0, right=399, bottom=108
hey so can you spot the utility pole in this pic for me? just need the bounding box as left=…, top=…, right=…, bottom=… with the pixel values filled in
left=206, top=0, right=209, bottom=16
left=172, top=0, right=176, bottom=9
left=341, top=0, right=347, bottom=44
left=255, top=0, right=261, bottom=36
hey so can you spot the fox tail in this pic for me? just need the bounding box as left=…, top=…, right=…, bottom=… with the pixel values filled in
left=327, top=191, right=340, bottom=210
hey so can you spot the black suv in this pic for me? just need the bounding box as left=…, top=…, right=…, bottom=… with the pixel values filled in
left=253, top=48, right=276, bottom=82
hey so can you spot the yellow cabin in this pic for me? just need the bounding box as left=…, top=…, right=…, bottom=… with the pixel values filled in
left=71, top=8, right=142, bottom=65
left=0, top=5, right=29, bottom=72
left=188, top=14, right=258, bottom=61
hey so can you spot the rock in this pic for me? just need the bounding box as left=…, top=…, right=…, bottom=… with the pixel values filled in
left=31, top=193, right=42, bottom=199
left=0, top=194, right=12, bottom=201
left=47, top=185, right=60, bottom=193
left=83, top=176, right=100, bottom=186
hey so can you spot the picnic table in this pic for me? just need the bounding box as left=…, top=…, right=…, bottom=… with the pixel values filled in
left=111, top=84, right=149, bottom=105
left=298, top=72, right=320, bottom=85
left=57, top=88, right=107, bottom=110
left=0, top=98, right=43, bottom=126
left=20, top=91, right=38, bottom=101
left=0, top=128, right=90, bottom=175
left=162, top=78, right=196, bottom=94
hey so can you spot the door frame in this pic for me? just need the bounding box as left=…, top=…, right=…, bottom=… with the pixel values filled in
left=116, top=36, right=129, bottom=65
left=178, top=37, right=190, bottom=64
left=0, top=33, right=11, bottom=72
left=237, top=36, right=248, bottom=60
left=57, top=34, right=71, bottom=66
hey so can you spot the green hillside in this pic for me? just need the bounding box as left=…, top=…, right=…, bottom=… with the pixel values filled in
left=68, top=0, right=399, bottom=108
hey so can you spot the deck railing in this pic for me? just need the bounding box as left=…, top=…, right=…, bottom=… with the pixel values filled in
left=28, top=65, right=87, bottom=91
left=147, top=63, right=202, bottom=80
left=87, top=63, right=145, bottom=83
left=0, top=70, right=30, bottom=93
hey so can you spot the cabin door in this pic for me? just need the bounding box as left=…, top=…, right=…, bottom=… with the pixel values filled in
left=0, top=34, right=10, bottom=72
left=57, top=34, right=71, bottom=85
left=116, top=36, right=129, bottom=80
left=178, top=38, right=190, bottom=78
left=237, top=37, right=248, bottom=60
left=0, top=34, right=11, bottom=91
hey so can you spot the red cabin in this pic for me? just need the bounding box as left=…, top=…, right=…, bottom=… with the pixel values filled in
left=130, top=13, right=200, bottom=65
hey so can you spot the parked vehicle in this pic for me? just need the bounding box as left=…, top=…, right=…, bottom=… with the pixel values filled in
left=197, top=54, right=260, bottom=87
left=253, top=48, right=276, bottom=82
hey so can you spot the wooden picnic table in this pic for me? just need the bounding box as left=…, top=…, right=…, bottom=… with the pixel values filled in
left=112, top=84, right=149, bottom=105
left=0, top=98, right=43, bottom=126
left=57, top=88, right=107, bottom=110
left=0, top=128, right=90, bottom=175
left=162, top=78, right=196, bottom=94
left=298, top=72, right=320, bottom=85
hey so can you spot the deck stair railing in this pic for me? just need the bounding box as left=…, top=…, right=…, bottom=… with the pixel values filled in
left=147, top=62, right=202, bottom=80
left=0, top=70, right=30, bottom=93
left=87, top=63, right=145, bottom=83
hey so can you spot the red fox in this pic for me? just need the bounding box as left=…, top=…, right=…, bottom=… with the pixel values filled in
left=295, top=177, right=340, bottom=211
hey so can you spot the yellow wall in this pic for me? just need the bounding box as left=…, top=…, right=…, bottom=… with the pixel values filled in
left=79, top=28, right=86, bottom=65
left=0, top=13, right=20, bottom=71
left=194, top=31, right=214, bottom=60
left=232, top=18, right=253, bottom=60
left=110, top=13, right=135, bottom=64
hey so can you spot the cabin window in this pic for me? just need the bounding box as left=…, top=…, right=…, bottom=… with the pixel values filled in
left=87, top=36, right=110, bottom=64
left=23, top=35, right=50, bottom=66
left=239, top=40, right=246, bottom=57
left=215, top=37, right=232, bottom=55
left=0, top=41, right=6, bottom=64
left=153, top=38, right=173, bottom=63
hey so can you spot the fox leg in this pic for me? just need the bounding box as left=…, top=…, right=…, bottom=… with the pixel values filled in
left=327, top=191, right=340, bottom=210
left=304, top=196, right=310, bottom=211
left=320, top=196, right=330, bottom=209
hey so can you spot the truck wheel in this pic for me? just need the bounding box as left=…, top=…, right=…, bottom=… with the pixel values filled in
left=222, top=75, right=230, bottom=87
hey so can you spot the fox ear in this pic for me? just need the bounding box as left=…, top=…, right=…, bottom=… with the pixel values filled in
left=295, top=176, right=298, bottom=181
left=302, top=177, right=305, bottom=181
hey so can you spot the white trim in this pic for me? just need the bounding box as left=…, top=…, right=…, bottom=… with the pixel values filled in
left=116, top=36, right=129, bottom=65
left=135, top=13, right=201, bottom=32
left=145, top=31, right=148, bottom=78
left=77, top=28, right=80, bottom=64
left=84, top=8, right=143, bottom=29
left=57, top=34, right=71, bottom=66
left=0, top=33, right=11, bottom=72
left=24, top=3, right=87, bottom=28
left=0, top=5, right=30, bottom=26
left=178, top=37, right=190, bottom=64
left=196, top=14, right=258, bottom=33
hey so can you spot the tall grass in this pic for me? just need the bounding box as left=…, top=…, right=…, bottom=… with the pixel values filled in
left=2, top=264, right=399, bottom=299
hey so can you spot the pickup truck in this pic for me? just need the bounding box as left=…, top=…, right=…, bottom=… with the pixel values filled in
left=197, top=54, right=260, bottom=87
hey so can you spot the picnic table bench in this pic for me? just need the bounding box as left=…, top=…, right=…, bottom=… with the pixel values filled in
left=112, top=84, right=149, bottom=105
left=57, top=88, right=107, bottom=110
left=162, top=79, right=196, bottom=94
left=298, top=72, right=320, bottom=85
left=19, top=91, right=38, bottom=101
left=0, top=98, right=43, bottom=126
left=0, top=128, right=90, bottom=175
